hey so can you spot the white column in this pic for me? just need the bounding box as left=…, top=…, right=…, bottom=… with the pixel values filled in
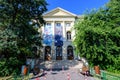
left=52, top=21, right=55, bottom=38
left=71, top=21, right=75, bottom=41
left=62, top=21, right=66, bottom=41
left=62, top=21, right=67, bottom=60
left=52, top=21, right=56, bottom=60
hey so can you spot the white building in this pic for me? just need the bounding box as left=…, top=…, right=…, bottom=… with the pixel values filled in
left=40, top=7, right=82, bottom=60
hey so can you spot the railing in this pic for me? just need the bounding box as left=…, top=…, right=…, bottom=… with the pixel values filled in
left=101, top=71, right=120, bottom=80
left=90, top=68, right=120, bottom=80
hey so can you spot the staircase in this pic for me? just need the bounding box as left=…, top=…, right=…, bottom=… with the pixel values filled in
left=38, top=60, right=84, bottom=70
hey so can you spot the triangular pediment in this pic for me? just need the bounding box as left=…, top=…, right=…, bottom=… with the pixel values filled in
left=43, top=7, right=77, bottom=17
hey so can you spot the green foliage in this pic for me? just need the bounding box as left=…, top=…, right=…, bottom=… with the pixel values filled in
left=0, top=57, right=22, bottom=76
left=0, top=29, right=19, bottom=55
left=74, top=0, right=120, bottom=73
left=0, top=0, right=47, bottom=76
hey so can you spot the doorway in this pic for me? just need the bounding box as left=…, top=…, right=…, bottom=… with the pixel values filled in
left=67, top=45, right=74, bottom=60
left=44, top=46, right=51, bottom=60
left=56, top=46, right=62, bottom=60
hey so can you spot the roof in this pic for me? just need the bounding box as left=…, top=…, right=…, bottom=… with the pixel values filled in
left=43, top=7, right=77, bottom=17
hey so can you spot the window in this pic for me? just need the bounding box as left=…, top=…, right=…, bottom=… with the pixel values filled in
left=46, top=23, right=51, bottom=26
left=56, top=23, right=61, bottom=27
left=67, top=31, right=71, bottom=40
left=65, top=23, right=71, bottom=27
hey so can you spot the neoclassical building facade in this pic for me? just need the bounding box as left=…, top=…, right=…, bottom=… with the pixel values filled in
left=40, top=7, right=81, bottom=60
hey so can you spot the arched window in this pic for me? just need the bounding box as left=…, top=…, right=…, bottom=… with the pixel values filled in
left=67, top=31, right=71, bottom=40
left=67, top=45, right=74, bottom=60
left=44, top=46, right=51, bottom=60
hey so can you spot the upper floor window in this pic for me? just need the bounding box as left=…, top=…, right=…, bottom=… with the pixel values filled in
left=65, top=23, right=71, bottom=27
left=46, top=23, right=51, bottom=26
left=56, top=23, right=61, bottom=27
left=67, top=31, right=71, bottom=40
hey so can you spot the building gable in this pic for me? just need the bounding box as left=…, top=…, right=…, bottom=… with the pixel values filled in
left=43, top=7, right=77, bottom=17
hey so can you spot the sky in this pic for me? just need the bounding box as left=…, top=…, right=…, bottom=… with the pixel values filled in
left=46, top=0, right=109, bottom=15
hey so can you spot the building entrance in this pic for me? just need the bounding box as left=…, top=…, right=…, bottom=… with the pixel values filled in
left=56, top=46, right=62, bottom=60
left=67, top=46, right=74, bottom=60
left=44, top=46, right=51, bottom=60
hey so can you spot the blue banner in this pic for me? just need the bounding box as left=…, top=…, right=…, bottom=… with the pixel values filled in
left=54, top=23, right=63, bottom=46
left=43, top=24, right=53, bottom=46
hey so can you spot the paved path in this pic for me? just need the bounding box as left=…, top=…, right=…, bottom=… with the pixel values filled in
left=31, top=68, right=95, bottom=80
left=38, top=60, right=84, bottom=69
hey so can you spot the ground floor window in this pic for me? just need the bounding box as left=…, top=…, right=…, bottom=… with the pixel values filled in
left=67, top=45, right=74, bottom=60
left=56, top=46, right=62, bottom=60
left=44, top=46, right=51, bottom=60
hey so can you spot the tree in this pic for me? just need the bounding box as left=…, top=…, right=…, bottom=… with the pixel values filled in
left=0, top=0, right=47, bottom=76
left=74, top=0, right=120, bottom=73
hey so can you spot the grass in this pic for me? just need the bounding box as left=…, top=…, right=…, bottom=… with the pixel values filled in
left=0, top=76, right=12, bottom=80
left=0, top=73, right=34, bottom=80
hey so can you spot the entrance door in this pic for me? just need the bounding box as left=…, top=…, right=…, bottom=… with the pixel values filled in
left=67, top=46, right=74, bottom=60
left=56, top=46, right=62, bottom=60
left=44, top=46, right=51, bottom=60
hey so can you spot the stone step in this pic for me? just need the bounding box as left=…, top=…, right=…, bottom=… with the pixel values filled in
left=39, top=60, right=83, bottom=70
